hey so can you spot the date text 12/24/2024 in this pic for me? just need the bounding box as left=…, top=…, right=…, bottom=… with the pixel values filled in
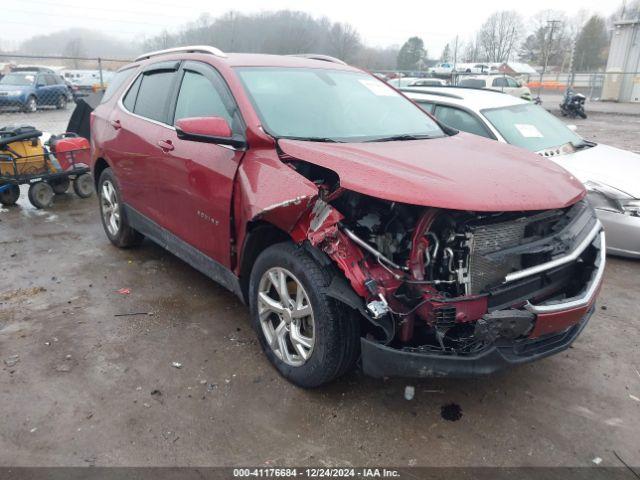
left=233, top=468, right=401, bottom=478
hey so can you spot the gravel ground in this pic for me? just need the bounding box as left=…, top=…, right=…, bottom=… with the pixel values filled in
left=0, top=110, right=639, bottom=468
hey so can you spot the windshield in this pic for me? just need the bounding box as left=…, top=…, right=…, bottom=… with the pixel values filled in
left=458, top=78, right=486, bottom=88
left=235, top=67, right=444, bottom=142
left=482, top=103, right=582, bottom=152
left=0, top=73, right=36, bottom=86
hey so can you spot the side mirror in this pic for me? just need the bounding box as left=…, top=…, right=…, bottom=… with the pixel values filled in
left=175, top=116, right=246, bottom=149
left=36, top=83, right=46, bottom=88
left=567, top=124, right=578, bottom=132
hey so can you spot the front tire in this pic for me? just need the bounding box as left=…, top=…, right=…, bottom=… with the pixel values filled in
left=73, top=173, right=94, bottom=198
left=249, top=243, right=359, bottom=388
left=28, top=182, right=54, bottom=208
left=98, top=167, right=144, bottom=248
left=23, top=96, right=37, bottom=113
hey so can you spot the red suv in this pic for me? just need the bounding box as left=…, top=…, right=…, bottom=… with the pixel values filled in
left=91, top=46, right=605, bottom=387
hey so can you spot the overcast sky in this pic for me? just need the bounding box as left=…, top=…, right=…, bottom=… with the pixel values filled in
left=2, top=0, right=622, bottom=53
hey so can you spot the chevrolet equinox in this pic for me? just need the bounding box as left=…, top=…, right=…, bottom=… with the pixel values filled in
left=90, top=46, right=605, bottom=387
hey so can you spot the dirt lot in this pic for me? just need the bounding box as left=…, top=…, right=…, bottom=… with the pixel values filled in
left=1, top=112, right=639, bottom=468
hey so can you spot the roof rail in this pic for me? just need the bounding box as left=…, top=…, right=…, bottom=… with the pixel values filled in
left=287, top=54, right=347, bottom=65
left=135, top=45, right=227, bottom=62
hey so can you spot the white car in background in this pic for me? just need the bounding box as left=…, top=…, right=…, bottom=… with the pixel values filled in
left=402, top=86, right=640, bottom=258
left=456, top=75, right=532, bottom=101
left=430, top=63, right=455, bottom=76
left=387, top=77, right=447, bottom=88
left=387, top=77, right=422, bottom=88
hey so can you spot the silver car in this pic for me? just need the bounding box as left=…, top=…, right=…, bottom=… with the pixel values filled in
left=403, top=86, right=640, bottom=258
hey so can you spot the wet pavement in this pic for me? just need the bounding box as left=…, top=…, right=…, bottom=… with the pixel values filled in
left=1, top=114, right=639, bottom=467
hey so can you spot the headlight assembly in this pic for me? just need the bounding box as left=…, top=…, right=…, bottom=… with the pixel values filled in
left=585, top=180, right=639, bottom=217
left=6, top=91, right=22, bottom=96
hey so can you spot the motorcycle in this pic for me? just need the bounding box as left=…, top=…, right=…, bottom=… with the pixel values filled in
left=560, top=89, right=587, bottom=119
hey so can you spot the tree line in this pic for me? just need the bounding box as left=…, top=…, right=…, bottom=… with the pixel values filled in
left=8, top=2, right=638, bottom=72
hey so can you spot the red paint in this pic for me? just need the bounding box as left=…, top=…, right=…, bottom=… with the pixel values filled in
left=277, top=137, right=585, bottom=212
left=175, top=116, right=232, bottom=138
left=530, top=305, right=589, bottom=338
left=90, top=51, right=595, bottom=352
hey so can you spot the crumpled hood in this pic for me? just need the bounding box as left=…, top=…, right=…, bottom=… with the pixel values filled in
left=552, top=143, right=640, bottom=199
left=278, top=132, right=585, bottom=212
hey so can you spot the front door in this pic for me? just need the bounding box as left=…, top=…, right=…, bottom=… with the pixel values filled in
left=154, top=61, right=245, bottom=268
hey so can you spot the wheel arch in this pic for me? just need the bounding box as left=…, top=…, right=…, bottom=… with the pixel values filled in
left=93, top=157, right=111, bottom=189
left=238, top=220, right=291, bottom=303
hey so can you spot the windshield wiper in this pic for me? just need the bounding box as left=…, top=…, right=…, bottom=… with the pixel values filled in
left=281, top=136, right=343, bottom=143
left=365, top=134, right=434, bottom=142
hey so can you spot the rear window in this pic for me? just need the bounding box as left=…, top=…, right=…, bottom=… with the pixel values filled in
left=102, top=67, right=138, bottom=103
left=132, top=71, right=175, bottom=123
left=458, top=79, right=486, bottom=88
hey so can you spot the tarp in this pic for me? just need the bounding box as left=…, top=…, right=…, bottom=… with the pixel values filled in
left=66, top=92, right=103, bottom=140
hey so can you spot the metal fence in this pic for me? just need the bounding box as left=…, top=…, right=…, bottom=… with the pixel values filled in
left=373, top=69, right=640, bottom=104
left=0, top=54, right=131, bottom=134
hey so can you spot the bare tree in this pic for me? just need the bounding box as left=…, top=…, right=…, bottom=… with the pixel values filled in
left=328, top=22, right=361, bottom=62
left=478, top=11, right=524, bottom=62
left=63, top=38, right=86, bottom=68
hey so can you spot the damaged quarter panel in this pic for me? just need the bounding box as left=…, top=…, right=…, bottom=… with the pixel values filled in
left=233, top=147, right=319, bottom=269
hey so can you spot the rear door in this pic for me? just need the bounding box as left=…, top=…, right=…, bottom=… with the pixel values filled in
left=154, top=60, right=245, bottom=267
left=103, top=61, right=179, bottom=222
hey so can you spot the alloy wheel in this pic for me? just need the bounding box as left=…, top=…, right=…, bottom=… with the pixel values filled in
left=101, top=180, right=120, bottom=236
left=257, top=267, right=315, bottom=367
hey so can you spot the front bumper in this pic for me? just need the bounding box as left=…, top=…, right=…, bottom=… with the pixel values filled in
left=597, top=209, right=640, bottom=258
left=361, top=306, right=594, bottom=378
left=0, top=95, right=25, bottom=107
left=361, top=224, right=606, bottom=379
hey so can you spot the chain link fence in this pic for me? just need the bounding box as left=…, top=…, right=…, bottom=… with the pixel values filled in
left=372, top=69, right=640, bottom=106
left=0, top=54, right=131, bottom=134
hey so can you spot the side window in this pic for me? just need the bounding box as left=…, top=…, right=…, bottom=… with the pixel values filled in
left=492, top=77, right=507, bottom=87
left=416, top=101, right=435, bottom=114
left=102, top=67, right=138, bottom=103
left=132, top=71, right=176, bottom=123
left=36, top=75, right=46, bottom=86
left=173, top=70, right=232, bottom=124
left=506, top=77, right=519, bottom=88
left=122, top=74, right=142, bottom=112
left=434, top=105, right=492, bottom=139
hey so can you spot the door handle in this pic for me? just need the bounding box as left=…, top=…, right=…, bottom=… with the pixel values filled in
left=110, top=119, right=121, bottom=130
left=157, top=139, right=174, bottom=152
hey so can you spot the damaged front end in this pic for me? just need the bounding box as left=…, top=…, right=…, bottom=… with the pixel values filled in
left=290, top=182, right=605, bottom=378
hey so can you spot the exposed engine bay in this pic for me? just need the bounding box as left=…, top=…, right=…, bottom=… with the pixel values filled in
left=285, top=160, right=602, bottom=358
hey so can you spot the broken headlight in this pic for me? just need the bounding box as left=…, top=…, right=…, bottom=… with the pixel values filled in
left=585, top=180, right=639, bottom=217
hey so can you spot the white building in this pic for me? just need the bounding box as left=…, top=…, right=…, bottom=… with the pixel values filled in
left=602, top=19, right=640, bottom=102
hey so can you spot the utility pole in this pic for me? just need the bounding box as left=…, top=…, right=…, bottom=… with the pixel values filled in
left=537, top=19, right=562, bottom=98
left=453, top=35, right=459, bottom=72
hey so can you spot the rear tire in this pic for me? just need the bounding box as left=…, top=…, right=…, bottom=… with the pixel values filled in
left=98, top=167, right=144, bottom=248
left=249, top=242, right=359, bottom=388
left=0, top=184, right=20, bottom=206
left=51, top=177, right=70, bottom=194
left=56, top=94, right=67, bottom=110
left=28, top=182, right=54, bottom=209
